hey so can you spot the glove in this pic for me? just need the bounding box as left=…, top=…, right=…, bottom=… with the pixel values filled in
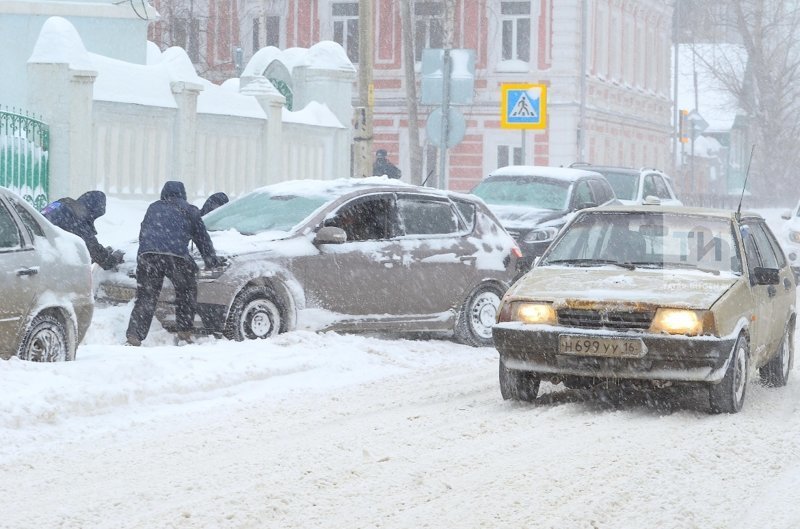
left=111, top=249, right=125, bottom=265
left=205, top=256, right=228, bottom=269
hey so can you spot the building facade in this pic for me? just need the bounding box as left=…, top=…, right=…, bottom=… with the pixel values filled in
left=152, top=0, right=674, bottom=191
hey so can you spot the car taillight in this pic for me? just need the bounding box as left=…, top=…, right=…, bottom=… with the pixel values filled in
left=511, top=246, right=523, bottom=259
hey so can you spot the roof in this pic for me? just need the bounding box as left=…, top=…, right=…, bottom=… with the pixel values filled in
left=247, top=177, right=467, bottom=201
left=583, top=204, right=762, bottom=220
left=487, top=165, right=604, bottom=181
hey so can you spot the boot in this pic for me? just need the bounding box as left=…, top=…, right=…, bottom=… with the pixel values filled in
left=125, top=334, right=142, bottom=347
left=176, top=331, right=194, bottom=345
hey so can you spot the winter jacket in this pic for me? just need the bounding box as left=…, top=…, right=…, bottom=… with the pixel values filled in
left=200, top=192, right=229, bottom=216
left=137, top=181, right=218, bottom=268
left=41, top=190, right=117, bottom=269
left=373, top=158, right=401, bottom=179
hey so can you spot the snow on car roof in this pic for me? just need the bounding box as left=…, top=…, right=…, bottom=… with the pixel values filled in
left=487, top=165, right=603, bottom=181
left=584, top=204, right=762, bottom=220
left=246, top=176, right=462, bottom=201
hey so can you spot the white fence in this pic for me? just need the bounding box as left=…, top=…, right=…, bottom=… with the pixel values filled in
left=25, top=19, right=354, bottom=202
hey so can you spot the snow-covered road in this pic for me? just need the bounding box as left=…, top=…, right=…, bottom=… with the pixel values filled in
left=2, top=323, right=800, bottom=529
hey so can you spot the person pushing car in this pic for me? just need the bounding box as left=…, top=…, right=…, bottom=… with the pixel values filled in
left=41, top=190, right=124, bottom=270
left=125, top=181, right=225, bottom=346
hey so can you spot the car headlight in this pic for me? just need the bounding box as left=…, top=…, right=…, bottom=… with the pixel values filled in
left=497, top=301, right=557, bottom=324
left=649, top=308, right=714, bottom=336
left=523, top=227, right=559, bottom=244
left=790, top=231, right=800, bottom=244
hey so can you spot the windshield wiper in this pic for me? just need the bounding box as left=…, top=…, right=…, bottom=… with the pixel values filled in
left=545, top=258, right=635, bottom=270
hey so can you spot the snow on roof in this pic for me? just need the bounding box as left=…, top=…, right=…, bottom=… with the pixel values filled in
left=675, top=43, right=746, bottom=132
left=242, top=41, right=356, bottom=77
left=247, top=176, right=418, bottom=199
left=488, top=165, right=603, bottom=181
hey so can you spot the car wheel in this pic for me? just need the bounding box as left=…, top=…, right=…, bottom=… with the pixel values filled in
left=454, top=284, right=504, bottom=347
left=499, top=359, right=540, bottom=402
left=709, top=333, right=749, bottom=413
left=760, top=323, right=793, bottom=387
left=225, top=286, right=285, bottom=341
left=17, top=313, right=73, bottom=362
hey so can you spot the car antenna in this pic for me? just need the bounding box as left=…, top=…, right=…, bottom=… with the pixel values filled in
left=735, top=144, right=756, bottom=221
left=421, top=169, right=435, bottom=187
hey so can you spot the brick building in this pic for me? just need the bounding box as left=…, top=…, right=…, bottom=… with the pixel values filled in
left=150, top=0, right=674, bottom=191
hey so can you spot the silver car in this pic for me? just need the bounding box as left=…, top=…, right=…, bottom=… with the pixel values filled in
left=0, top=187, right=94, bottom=361
left=100, top=178, right=521, bottom=346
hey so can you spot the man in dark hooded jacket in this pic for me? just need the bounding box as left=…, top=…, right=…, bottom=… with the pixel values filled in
left=41, top=190, right=124, bottom=270
left=125, top=181, right=224, bottom=346
left=200, top=192, right=229, bottom=216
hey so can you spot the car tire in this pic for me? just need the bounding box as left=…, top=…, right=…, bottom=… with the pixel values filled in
left=499, top=359, right=540, bottom=402
left=709, top=333, right=749, bottom=414
left=454, top=284, right=504, bottom=347
left=17, top=313, right=73, bottom=362
left=224, top=286, right=285, bottom=341
left=760, top=322, right=793, bottom=388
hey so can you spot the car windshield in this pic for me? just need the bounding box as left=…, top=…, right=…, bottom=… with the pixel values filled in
left=203, top=191, right=329, bottom=234
left=598, top=171, right=638, bottom=200
left=471, top=176, right=570, bottom=210
left=542, top=211, right=742, bottom=274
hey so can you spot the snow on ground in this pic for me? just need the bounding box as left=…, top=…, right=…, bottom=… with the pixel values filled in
left=1, top=202, right=799, bottom=528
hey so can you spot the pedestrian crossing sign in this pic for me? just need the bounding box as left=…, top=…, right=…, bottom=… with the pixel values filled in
left=500, top=83, right=547, bottom=129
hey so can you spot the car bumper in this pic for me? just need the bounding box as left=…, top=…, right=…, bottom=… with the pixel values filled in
left=493, top=323, right=736, bottom=383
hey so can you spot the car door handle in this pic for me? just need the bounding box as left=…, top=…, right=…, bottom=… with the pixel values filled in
left=768, top=285, right=777, bottom=297
left=16, top=267, right=39, bottom=276
left=379, top=258, right=401, bottom=267
left=784, top=277, right=793, bottom=291
left=460, top=256, right=477, bottom=265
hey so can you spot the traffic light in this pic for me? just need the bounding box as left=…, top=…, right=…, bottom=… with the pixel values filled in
left=679, top=109, right=689, bottom=143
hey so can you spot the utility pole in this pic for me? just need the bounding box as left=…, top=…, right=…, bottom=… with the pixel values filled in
left=578, top=0, right=588, bottom=161
left=355, top=0, right=374, bottom=177
left=438, top=0, right=455, bottom=189
left=401, top=0, right=423, bottom=184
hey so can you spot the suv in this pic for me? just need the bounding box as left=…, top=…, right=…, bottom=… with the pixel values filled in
left=570, top=164, right=682, bottom=206
left=470, top=165, right=617, bottom=268
left=0, top=187, right=94, bottom=361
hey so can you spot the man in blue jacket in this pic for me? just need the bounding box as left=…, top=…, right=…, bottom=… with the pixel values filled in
left=41, top=190, right=124, bottom=270
left=125, top=181, right=224, bottom=346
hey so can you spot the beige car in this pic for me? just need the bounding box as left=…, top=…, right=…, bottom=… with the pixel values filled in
left=100, top=178, right=521, bottom=347
left=0, top=187, right=94, bottom=361
left=494, top=205, right=796, bottom=413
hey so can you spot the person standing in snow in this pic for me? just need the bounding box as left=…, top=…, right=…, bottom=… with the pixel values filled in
left=373, top=149, right=402, bottom=179
left=125, top=181, right=224, bottom=346
left=41, top=190, right=124, bottom=270
left=200, top=191, right=229, bottom=216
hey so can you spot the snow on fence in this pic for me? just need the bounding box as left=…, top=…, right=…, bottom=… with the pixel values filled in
left=25, top=17, right=354, bottom=203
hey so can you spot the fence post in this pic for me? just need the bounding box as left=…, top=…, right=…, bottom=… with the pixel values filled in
left=241, top=77, right=286, bottom=186
left=170, top=81, right=203, bottom=190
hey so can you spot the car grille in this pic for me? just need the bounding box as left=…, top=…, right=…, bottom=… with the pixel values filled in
left=557, top=308, right=654, bottom=331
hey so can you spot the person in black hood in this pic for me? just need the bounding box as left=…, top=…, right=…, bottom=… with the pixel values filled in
left=125, top=181, right=224, bottom=346
left=200, top=192, right=229, bottom=216
left=41, top=190, right=124, bottom=270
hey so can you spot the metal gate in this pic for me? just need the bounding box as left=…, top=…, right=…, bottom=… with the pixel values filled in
left=0, top=108, right=50, bottom=209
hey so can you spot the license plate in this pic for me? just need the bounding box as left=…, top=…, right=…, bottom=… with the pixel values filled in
left=558, top=334, right=645, bottom=358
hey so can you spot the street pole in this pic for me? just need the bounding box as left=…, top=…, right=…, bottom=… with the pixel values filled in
left=438, top=48, right=451, bottom=189
left=578, top=0, right=588, bottom=161
left=356, top=0, right=374, bottom=178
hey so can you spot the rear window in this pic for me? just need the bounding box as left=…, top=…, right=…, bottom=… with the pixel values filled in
left=598, top=171, right=639, bottom=201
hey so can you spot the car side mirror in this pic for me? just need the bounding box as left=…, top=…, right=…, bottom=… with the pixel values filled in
left=753, top=266, right=780, bottom=286
left=781, top=210, right=792, bottom=220
left=314, top=226, right=347, bottom=245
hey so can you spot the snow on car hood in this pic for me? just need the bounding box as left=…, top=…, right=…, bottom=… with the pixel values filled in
left=487, top=205, right=565, bottom=228
left=510, top=266, right=739, bottom=308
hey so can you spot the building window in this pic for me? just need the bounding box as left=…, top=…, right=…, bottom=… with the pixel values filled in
left=252, top=18, right=260, bottom=54
left=333, top=2, right=359, bottom=63
left=501, top=1, right=531, bottom=62
left=265, top=15, right=281, bottom=48
left=415, top=2, right=443, bottom=61
left=188, top=18, right=199, bottom=62
left=497, top=145, right=523, bottom=167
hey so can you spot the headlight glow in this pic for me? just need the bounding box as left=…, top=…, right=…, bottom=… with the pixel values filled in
left=523, top=227, right=559, bottom=243
left=509, top=302, right=557, bottom=325
left=650, top=308, right=712, bottom=336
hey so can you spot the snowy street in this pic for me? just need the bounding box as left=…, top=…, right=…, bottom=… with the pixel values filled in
left=2, top=315, right=800, bottom=528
